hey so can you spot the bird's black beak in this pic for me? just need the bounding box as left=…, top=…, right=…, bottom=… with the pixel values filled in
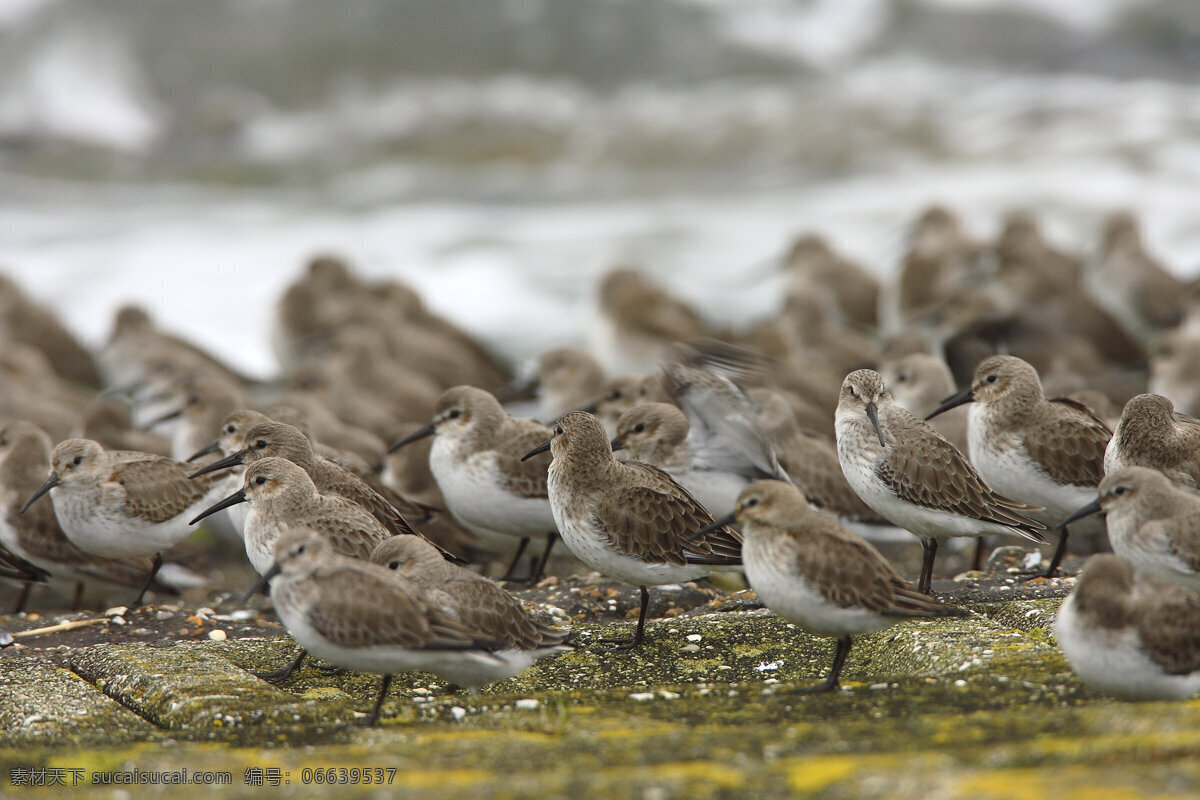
left=20, top=473, right=60, bottom=514
left=1059, top=497, right=1102, bottom=530
left=242, top=562, right=282, bottom=603
left=190, top=489, right=247, bottom=525
left=610, top=436, right=625, bottom=452
left=388, top=422, right=436, bottom=453
left=865, top=402, right=886, bottom=448
left=927, top=386, right=974, bottom=420
left=188, top=450, right=245, bottom=479
left=689, top=512, right=737, bottom=542
left=186, top=440, right=221, bottom=463
left=143, top=407, right=182, bottom=429
left=495, top=374, right=538, bottom=403
left=521, top=440, right=552, bottom=461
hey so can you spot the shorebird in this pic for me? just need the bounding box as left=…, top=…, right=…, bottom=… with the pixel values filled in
left=1105, top=394, right=1200, bottom=489
left=1059, top=467, right=1200, bottom=593
left=835, top=369, right=1046, bottom=593
left=389, top=386, right=559, bottom=582
left=696, top=481, right=966, bottom=691
left=590, top=267, right=705, bottom=375
left=143, top=377, right=245, bottom=463
left=580, top=373, right=671, bottom=438
left=370, top=536, right=570, bottom=669
left=260, top=528, right=514, bottom=726
left=0, top=274, right=102, bottom=388
left=504, top=347, right=606, bottom=423
left=611, top=401, right=780, bottom=518
left=189, top=420, right=429, bottom=542
left=927, top=355, right=1111, bottom=576
left=1087, top=211, right=1186, bottom=344
left=526, top=411, right=741, bottom=650
left=0, top=422, right=170, bottom=610
left=880, top=353, right=968, bottom=454
left=189, top=457, right=394, bottom=576
left=1054, top=554, right=1200, bottom=700
left=19, top=439, right=225, bottom=606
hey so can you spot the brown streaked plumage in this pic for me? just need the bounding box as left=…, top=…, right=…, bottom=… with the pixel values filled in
left=591, top=267, right=705, bottom=375
left=266, top=529, right=510, bottom=725
left=539, top=411, right=740, bottom=650
left=370, top=536, right=569, bottom=652
left=191, top=457, right=394, bottom=576
left=0, top=422, right=169, bottom=609
left=190, top=420, right=427, bottom=541
left=835, top=369, right=1046, bottom=594
left=390, top=386, right=559, bottom=582
left=881, top=353, right=968, bottom=454
left=1105, top=394, right=1200, bottom=489
left=928, top=355, right=1111, bottom=576
left=1054, top=554, right=1200, bottom=700
left=19, top=438, right=225, bottom=606
left=716, top=480, right=965, bottom=691
left=1062, top=467, right=1200, bottom=593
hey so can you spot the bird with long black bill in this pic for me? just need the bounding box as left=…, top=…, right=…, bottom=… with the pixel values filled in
left=388, top=386, right=559, bottom=583
left=835, top=369, right=1046, bottom=594
left=693, top=480, right=966, bottom=692
left=525, top=410, right=741, bottom=651
left=926, top=355, right=1110, bottom=577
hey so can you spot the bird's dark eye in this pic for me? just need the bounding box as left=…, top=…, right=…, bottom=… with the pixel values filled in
left=254, top=439, right=267, bottom=450
left=745, top=497, right=759, bottom=507
left=388, top=560, right=400, bottom=570
left=225, top=425, right=236, bottom=435
left=986, top=375, right=997, bottom=384
left=296, top=544, right=306, bottom=554
left=555, top=426, right=564, bottom=435
left=255, top=476, right=267, bottom=485
left=73, top=455, right=83, bottom=466
left=633, top=423, right=645, bottom=433
left=447, top=409, right=461, bottom=419
left=607, top=389, right=623, bottom=400
left=1114, top=486, right=1126, bottom=496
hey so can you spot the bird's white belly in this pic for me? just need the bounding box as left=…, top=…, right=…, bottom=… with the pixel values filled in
left=744, top=538, right=892, bottom=637
left=1054, top=597, right=1200, bottom=700
left=430, top=441, right=555, bottom=540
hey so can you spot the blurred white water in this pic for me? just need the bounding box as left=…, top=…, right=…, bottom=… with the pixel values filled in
left=1, top=0, right=1199, bottom=379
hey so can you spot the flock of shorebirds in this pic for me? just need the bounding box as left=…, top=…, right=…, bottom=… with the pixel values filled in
left=1, top=205, right=1199, bottom=725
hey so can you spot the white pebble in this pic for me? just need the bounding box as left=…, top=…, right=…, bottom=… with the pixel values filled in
left=207, top=629, right=227, bottom=641
left=109, top=616, right=126, bottom=626
left=629, top=692, right=655, bottom=702
left=515, top=699, right=540, bottom=710
left=686, top=634, right=702, bottom=642
left=450, top=706, right=467, bottom=721
left=104, top=607, right=128, bottom=617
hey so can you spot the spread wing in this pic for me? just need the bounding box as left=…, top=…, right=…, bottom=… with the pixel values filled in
left=663, top=361, right=790, bottom=483
left=591, top=462, right=741, bottom=565
left=111, top=458, right=215, bottom=523
left=1024, top=398, right=1111, bottom=487
left=875, top=411, right=1047, bottom=538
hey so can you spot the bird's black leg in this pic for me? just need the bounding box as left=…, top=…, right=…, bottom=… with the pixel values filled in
left=12, top=582, right=34, bottom=614
left=253, top=648, right=308, bottom=682
left=1041, top=525, right=1069, bottom=578
left=128, top=552, right=163, bottom=609
left=361, top=674, right=393, bottom=727
left=497, top=537, right=532, bottom=582
left=799, top=635, right=853, bottom=693
left=918, top=537, right=939, bottom=595
left=597, top=586, right=650, bottom=652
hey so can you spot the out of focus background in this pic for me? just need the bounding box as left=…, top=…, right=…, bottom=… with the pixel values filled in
left=2, top=0, right=1200, bottom=377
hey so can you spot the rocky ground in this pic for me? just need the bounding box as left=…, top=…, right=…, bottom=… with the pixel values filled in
left=0, top=540, right=1196, bottom=798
